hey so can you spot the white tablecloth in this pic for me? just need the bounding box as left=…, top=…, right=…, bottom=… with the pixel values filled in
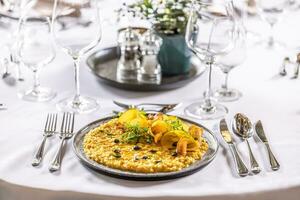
left=1, top=3, right=300, bottom=200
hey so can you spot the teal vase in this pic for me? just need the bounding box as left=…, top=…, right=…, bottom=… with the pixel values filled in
left=157, top=34, right=191, bottom=76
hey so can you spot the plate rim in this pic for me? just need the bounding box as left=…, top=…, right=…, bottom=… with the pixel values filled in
left=72, top=114, right=219, bottom=181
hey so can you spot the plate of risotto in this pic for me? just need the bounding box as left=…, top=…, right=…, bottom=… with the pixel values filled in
left=73, top=109, right=219, bottom=180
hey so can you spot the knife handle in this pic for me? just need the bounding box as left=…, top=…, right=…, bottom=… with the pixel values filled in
left=265, top=142, right=280, bottom=171
left=228, top=143, right=249, bottom=177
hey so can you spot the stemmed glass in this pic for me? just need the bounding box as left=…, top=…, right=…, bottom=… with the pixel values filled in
left=17, top=17, right=56, bottom=101
left=51, top=0, right=102, bottom=114
left=185, top=0, right=236, bottom=120
left=1, top=0, right=37, bottom=81
left=214, top=25, right=247, bottom=102
left=257, top=0, right=290, bottom=48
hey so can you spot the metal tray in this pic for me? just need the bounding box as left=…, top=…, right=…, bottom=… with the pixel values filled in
left=86, top=47, right=205, bottom=91
left=72, top=114, right=219, bottom=181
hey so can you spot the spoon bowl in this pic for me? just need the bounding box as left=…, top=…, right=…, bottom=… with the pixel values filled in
left=232, top=113, right=254, bottom=139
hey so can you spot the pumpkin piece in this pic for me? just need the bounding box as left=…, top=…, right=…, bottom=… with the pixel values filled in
left=154, top=132, right=163, bottom=143
left=176, top=137, right=200, bottom=156
left=118, top=109, right=140, bottom=123
left=189, top=125, right=204, bottom=140
left=160, top=130, right=186, bottom=149
left=151, top=120, right=170, bottom=135
left=129, top=117, right=148, bottom=128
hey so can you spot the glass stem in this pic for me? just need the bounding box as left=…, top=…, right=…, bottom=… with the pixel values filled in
left=204, top=57, right=214, bottom=110
left=33, top=69, right=40, bottom=93
left=73, top=57, right=81, bottom=105
left=222, top=71, right=230, bottom=91
left=268, top=23, right=275, bottom=47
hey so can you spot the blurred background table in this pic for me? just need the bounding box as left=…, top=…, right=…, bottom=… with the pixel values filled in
left=0, top=1, right=300, bottom=200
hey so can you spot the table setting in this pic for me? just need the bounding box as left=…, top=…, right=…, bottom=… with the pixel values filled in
left=0, top=0, right=300, bottom=200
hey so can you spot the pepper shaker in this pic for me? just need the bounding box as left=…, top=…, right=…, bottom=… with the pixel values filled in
left=137, top=30, right=162, bottom=84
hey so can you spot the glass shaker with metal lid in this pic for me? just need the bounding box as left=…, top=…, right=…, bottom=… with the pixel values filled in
left=138, top=30, right=162, bottom=84
left=117, top=27, right=141, bottom=82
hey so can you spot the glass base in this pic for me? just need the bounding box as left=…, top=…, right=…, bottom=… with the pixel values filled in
left=184, top=99, right=228, bottom=120
left=255, top=39, right=286, bottom=50
left=56, top=95, right=99, bottom=114
left=214, top=88, right=242, bottom=102
left=18, top=87, right=56, bottom=102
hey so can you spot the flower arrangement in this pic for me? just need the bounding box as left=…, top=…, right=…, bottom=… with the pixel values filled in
left=129, top=0, right=190, bottom=35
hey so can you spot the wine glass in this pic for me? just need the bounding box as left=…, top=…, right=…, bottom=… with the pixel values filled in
left=257, top=0, right=290, bottom=48
left=1, top=0, right=37, bottom=81
left=51, top=0, right=102, bottom=114
left=17, top=17, right=56, bottom=101
left=214, top=25, right=247, bottom=102
left=185, top=0, right=236, bottom=120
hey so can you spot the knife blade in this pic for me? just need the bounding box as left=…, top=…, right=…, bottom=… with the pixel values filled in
left=219, top=119, right=249, bottom=177
left=220, top=118, right=233, bottom=143
left=255, top=120, right=280, bottom=171
left=255, top=120, right=268, bottom=142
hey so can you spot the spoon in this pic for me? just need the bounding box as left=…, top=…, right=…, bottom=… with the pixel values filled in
left=232, top=113, right=261, bottom=174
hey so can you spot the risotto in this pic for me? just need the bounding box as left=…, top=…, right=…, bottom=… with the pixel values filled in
left=83, top=109, right=209, bottom=173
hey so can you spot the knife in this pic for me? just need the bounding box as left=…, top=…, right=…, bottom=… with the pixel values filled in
left=255, top=120, right=280, bottom=171
left=220, top=119, right=249, bottom=177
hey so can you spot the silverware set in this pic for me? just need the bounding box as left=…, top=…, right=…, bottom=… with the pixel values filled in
left=113, top=100, right=181, bottom=114
left=32, top=112, right=75, bottom=172
left=220, top=113, right=280, bottom=177
left=279, top=53, right=300, bottom=79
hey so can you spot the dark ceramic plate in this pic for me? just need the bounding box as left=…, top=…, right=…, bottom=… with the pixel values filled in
left=86, top=47, right=205, bottom=91
left=72, top=114, right=219, bottom=181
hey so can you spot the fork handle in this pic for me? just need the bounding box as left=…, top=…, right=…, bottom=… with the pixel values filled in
left=49, top=138, right=66, bottom=172
left=32, top=136, right=47, bottom=166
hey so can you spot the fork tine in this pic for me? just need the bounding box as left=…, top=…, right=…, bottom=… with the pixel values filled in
left=68, top=113, right=72, bottom=133
left=48, top=114, right=53, bottom=132
left=44, top=114, right=50, bottom=132
left=66, top=113, right=71, bottom=133
left=70, top=113, right=75, bottom=133
left=61, top=113, right=66, bottom=133
left=53, top=113, right=58, bottom=132
left=50, top=113, right=57, bottom=132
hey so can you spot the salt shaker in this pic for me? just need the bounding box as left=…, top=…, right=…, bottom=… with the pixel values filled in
left=138, top=30, right=162, bottom=84
left=117, top=27, right=140, bottom=82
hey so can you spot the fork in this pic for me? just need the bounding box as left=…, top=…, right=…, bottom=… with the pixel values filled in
left=32, top=113, right=57, bottom=166
left=49, top=112, right=75, bottom=172
left=113, top=100, right=180, bottom=109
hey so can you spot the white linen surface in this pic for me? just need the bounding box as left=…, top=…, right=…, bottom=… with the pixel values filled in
left=0, top=3, right=300, bottom=200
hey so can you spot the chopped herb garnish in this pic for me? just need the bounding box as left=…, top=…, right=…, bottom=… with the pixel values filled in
left=112, top=153, right=121, bottom=158
left=121, top=124, right=153, bottom=144
left=166, top=118, right=185, bottom=131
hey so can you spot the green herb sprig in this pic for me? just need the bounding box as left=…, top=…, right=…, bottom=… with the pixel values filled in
left=121, top=124, right=153, bottom=144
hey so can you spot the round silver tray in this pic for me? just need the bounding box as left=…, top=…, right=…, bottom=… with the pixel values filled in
left=73, top=114, right=219, bottom=181
left=86, top=47, right=205, bottom=91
